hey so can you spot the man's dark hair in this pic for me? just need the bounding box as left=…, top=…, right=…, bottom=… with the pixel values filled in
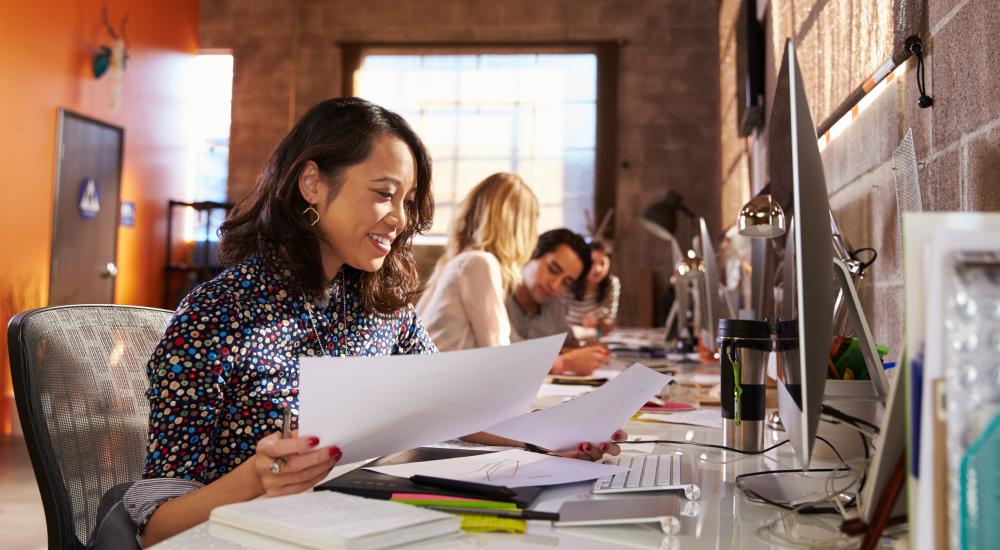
left=217, top=97, right=434, bottom=314
left=531, top=228, right=592, bottom=291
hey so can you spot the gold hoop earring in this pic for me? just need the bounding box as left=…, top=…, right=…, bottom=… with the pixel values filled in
left=302, top=206, right=320, bottom=226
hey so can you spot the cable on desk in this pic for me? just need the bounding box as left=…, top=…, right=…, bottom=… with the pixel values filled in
left=732, top=435, right=853, bottom=515
left=619, top=438, right=789, bottom=455
left=735, top=468, right=851, bottom=514
left=815, top=435, right=846, bottom=464
left=855, top=429, right=870, bottom=496
left=754, top=455, right=871, bottom=549
left=622, top=436, right=859, bottom=514
left=819, top=413, right=874, bottom=494
left=821, top=404, right=880, bottom=433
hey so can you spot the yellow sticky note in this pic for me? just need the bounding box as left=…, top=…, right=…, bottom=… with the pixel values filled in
left=460, top=515, right=526, bottom=533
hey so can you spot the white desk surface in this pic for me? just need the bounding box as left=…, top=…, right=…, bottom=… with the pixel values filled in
left=150, top=331, right=865, bottom=550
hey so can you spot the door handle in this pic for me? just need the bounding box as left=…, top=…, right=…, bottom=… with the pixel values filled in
left=101, top=262, right=118, bottom=278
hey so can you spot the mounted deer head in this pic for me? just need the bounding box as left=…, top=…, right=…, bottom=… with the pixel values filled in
left=92, top=5, right=129, bottom=78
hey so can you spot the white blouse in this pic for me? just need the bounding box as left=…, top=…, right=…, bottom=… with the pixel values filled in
left=416, top=250, right=512, bottom=351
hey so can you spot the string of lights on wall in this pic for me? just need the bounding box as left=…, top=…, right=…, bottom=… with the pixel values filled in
left=817, top=36, right=933, bottom=152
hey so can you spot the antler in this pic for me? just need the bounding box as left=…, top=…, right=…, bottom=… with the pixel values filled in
left=119, top=13, right=129, bottom=52
left=583, top=208, right=596, bottom=236
left=101, top=4, right=129, bottom=53
left=101, top=5, right=119, bottom=40
left=594, top=210, right=614, bottom=239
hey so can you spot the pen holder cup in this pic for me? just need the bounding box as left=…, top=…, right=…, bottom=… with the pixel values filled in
left=719, top=319, right=771, bottom=452
left=816, top=380, right=881, bottom=461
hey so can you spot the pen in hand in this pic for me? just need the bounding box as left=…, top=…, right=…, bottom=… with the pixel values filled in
left=275, top=407, right=292, bottom=470
left=281, top=407, right=292, bottom=439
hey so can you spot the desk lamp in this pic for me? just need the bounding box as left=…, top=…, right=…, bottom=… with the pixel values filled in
left=737, top=194, right=784, bottom=318
left=738, top=195, right=786, bottom=238
left=675, top=249, right=703, bottom=279
left=641, top=191, right=695, bottom=237
left=640, top=191, right=696, bottom=348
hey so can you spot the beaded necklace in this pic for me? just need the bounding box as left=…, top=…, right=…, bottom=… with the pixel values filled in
left=303, top=271, right=347, bottom=356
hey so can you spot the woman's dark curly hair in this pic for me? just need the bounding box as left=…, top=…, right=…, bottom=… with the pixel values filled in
left=217, top=97, right=434, bottom=314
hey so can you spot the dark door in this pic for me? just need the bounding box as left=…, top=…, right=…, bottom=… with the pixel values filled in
left=49, top=109, right=123, bottom=305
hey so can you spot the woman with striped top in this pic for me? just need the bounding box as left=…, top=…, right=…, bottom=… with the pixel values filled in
left=563, top=239, right=620, bottom=335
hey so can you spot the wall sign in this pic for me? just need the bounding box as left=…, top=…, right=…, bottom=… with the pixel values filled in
left=120, top=200, right=136, bottom=227
left=77, top=178, right=101, bottom=219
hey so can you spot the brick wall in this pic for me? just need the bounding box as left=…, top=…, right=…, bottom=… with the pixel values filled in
left=718, top=0, right=999, bottom=357
left=201, top=0, right=721, bottom=326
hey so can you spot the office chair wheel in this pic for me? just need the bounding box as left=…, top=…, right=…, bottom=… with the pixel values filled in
left=683, top=485, right=701, bottom=501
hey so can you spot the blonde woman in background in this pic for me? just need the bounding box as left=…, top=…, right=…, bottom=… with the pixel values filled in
left=416, top=173, right=539, bottom=351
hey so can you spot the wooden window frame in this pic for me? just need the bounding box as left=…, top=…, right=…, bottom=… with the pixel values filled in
left=341, top=41, right=619, bottom=239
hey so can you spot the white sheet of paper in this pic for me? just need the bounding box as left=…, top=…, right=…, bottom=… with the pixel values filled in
left=620, top=434, right=658, bottom=454
left=590, top=367, right=623, bottom=380
left=485, top=364, right=672, bottom=451
left=692, top=372, right=721, bottom=386
left=366, top=449, right=629, bottom=487
left=537, top=383, right=594, bottom=398
left=299, top=335, right=564, bottom=463
left=639, top=410, right=723, bottom=429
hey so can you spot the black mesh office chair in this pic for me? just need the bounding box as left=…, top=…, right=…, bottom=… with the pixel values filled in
left=8, top=305, right=172, bottom=549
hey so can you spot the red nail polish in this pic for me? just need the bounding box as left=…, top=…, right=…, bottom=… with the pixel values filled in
left=307, top=437, right=320, bottom=447
left=601, top=443, right=610, bottom=452
left=329, top=447, right=342, bottom=459
left=583, top=443, right=592, bottom=452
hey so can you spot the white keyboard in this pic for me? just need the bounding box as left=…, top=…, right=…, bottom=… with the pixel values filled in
left=593, top=454, right=701, bottom=500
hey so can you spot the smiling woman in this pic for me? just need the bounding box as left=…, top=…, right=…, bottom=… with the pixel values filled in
left=216, top=97, right=434, bottom=313
left=126, top=98, right=441, bottom=546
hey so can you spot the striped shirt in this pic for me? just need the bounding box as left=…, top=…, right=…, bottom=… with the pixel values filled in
left=562, top=274, right=621, bottom=326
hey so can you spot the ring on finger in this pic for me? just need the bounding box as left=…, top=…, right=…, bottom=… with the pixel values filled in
left=269, top=457, right=287, bottom=474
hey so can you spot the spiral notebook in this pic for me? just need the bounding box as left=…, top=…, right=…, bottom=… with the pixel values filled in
left=208, top=491, right=460, bottom=549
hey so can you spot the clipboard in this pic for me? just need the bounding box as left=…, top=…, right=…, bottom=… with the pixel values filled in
left=315, top=447, right=544, bottom=509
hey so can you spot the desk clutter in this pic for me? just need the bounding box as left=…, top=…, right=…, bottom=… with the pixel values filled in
left=145, top=208, right=998, bottom=550
left=366, top=449, right=628, bottom=488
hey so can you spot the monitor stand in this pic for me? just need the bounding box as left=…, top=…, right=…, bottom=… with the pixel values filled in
left=832, top=258, right=889, bottom=403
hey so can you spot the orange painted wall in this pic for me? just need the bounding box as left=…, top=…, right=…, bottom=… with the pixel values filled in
left=0, top=0, right=199, bottom=433
left=0, top=0, right=199, bottom=306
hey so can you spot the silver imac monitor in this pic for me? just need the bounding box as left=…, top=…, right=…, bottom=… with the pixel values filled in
left=771, top=39, right=834, bottom=468
left=698, top=217, right=724, bottom=354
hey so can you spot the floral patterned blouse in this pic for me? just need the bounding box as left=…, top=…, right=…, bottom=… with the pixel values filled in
left=123, top=247, right=436, bottom=532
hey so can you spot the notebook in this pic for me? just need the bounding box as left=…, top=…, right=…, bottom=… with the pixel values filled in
left=208, top=491, right=460, bottom=549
